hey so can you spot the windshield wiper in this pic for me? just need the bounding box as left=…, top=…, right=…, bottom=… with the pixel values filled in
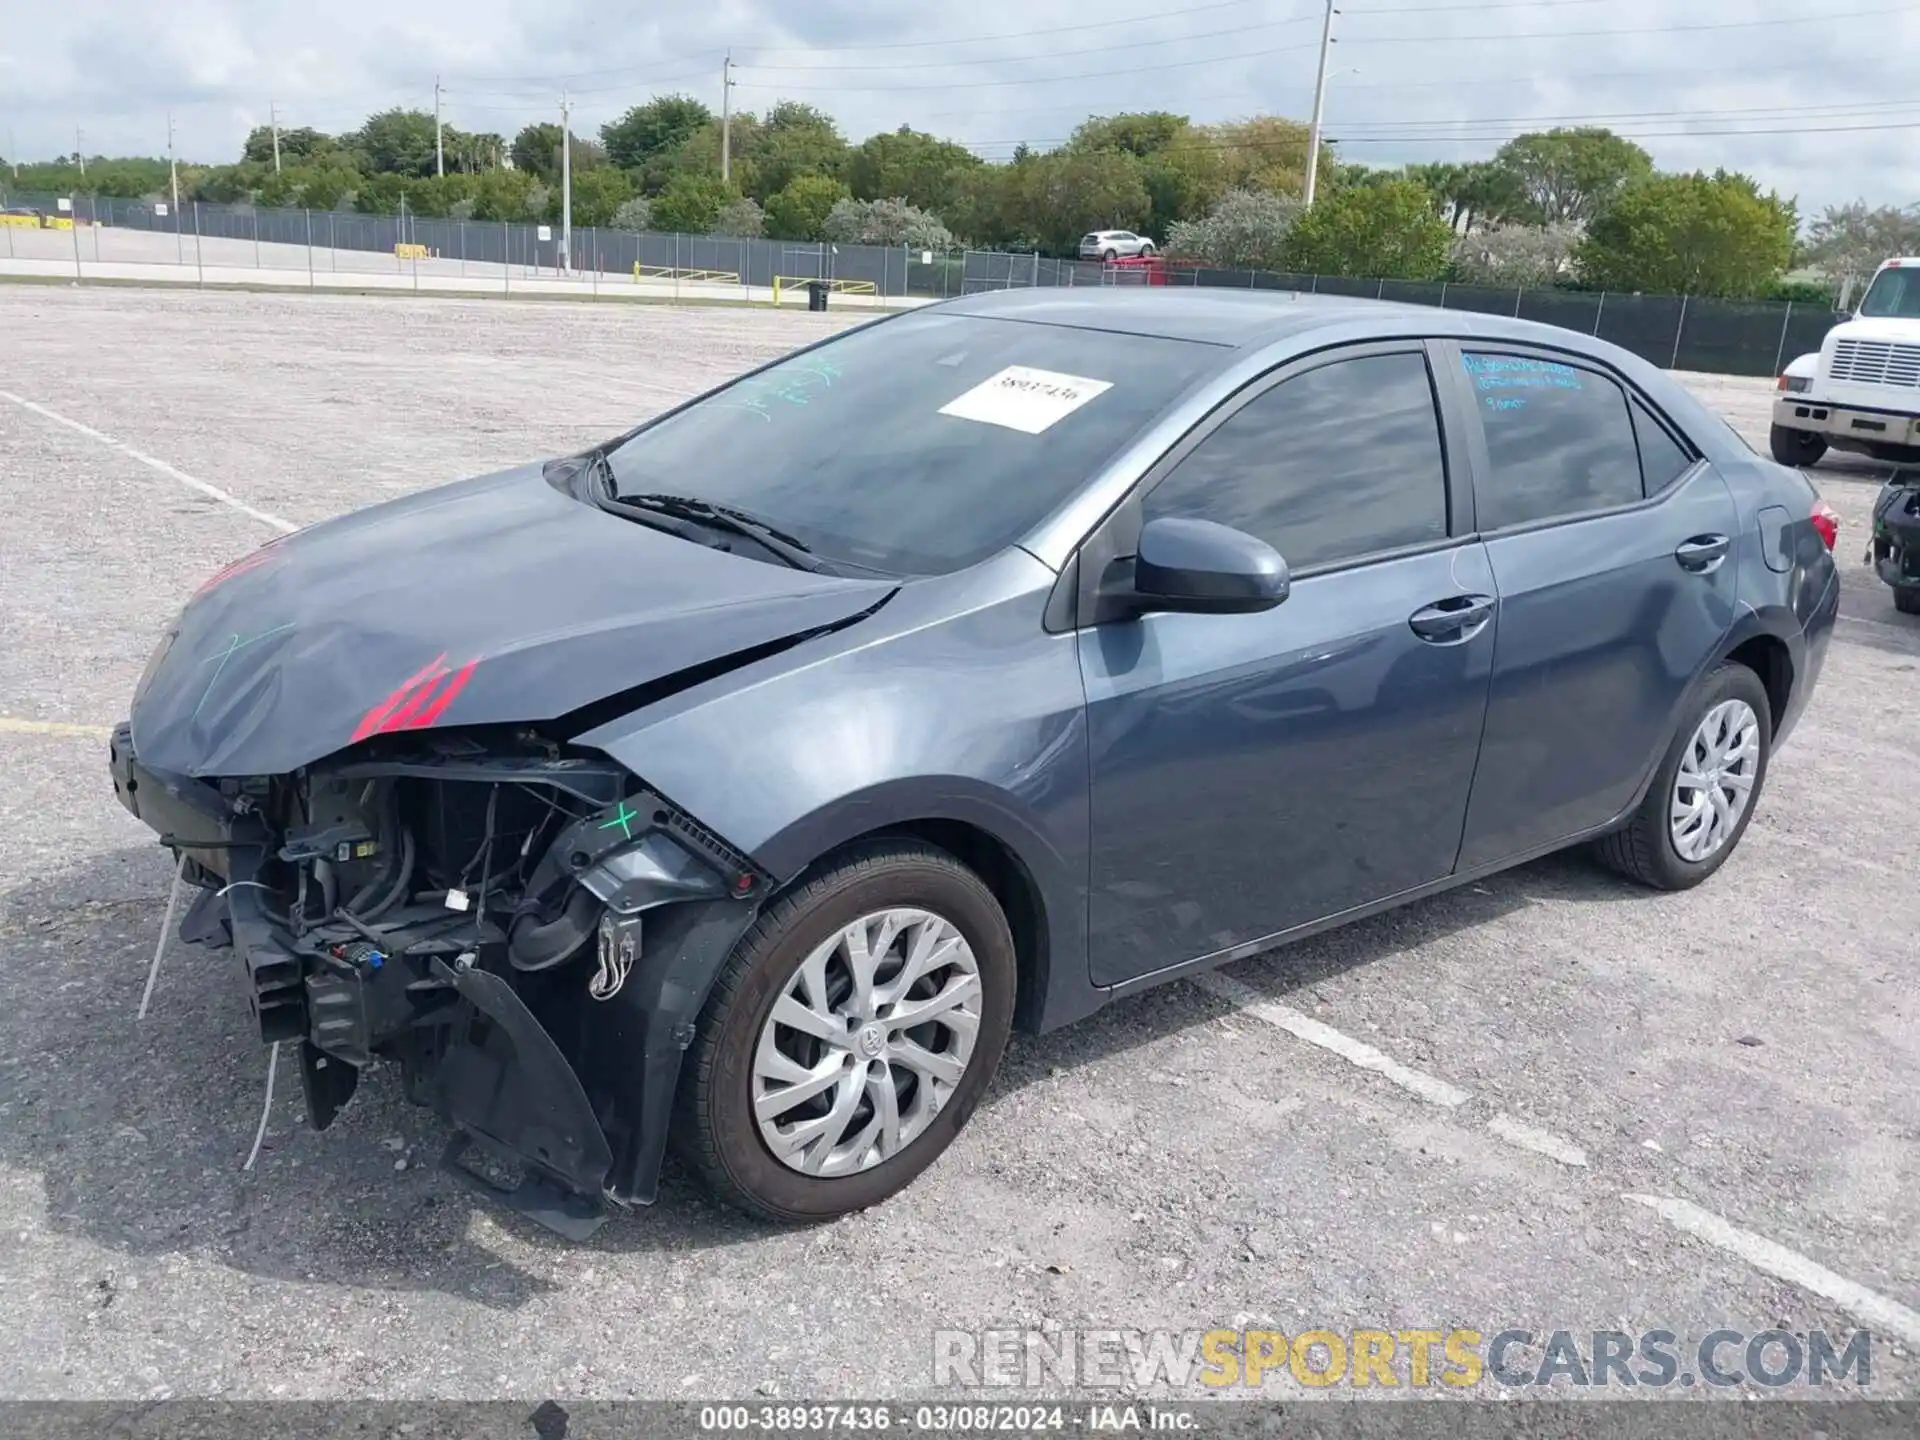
left=616, top=492, right=829, bottom=573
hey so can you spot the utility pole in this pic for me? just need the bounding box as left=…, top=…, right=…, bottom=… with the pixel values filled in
left=270, top=101, right=282, bottom=172
left=75, top=126, right=86, bottom=177
left=434, top=77, right=444, bottom=178
left=1303, top=0, right=1338, bottom=207
left=559, top=91, right=572, bottom=273
left=167, top=112, right=180, bottom=213
left=720, top=53, right=735, bottom=183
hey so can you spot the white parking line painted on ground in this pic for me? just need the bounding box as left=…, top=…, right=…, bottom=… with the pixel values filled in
left=1626, top=1193, right=1920, bottom=1349
left=0, top=389, right=298, bottom=535
left=1837, top=613, right=1916, bottom=636
left=1488, top=1114, right=1589, bottom=1167
left=1191, top=970, right=1472, bottom=1108
left=0, top=717, right=116, bottom=739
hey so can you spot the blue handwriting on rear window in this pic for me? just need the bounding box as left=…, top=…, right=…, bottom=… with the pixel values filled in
left=1463, top=353, right=1585, bottom=397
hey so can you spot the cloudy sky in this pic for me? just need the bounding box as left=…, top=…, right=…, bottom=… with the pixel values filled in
left=2, top=0, right=1916, bottom=214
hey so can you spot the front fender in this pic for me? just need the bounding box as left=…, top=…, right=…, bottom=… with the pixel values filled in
left=578, top=552, right=1098, bottom=1030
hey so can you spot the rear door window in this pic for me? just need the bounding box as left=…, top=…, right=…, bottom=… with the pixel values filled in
left=1462, top=352, right=1644, bottom=529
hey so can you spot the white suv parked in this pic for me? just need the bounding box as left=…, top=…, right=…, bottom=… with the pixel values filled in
left=1078, top=230, right=1156, bottom=261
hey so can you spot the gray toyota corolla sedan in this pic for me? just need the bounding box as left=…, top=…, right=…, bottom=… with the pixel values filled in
left=111, top=289, right=1839, bottom=1235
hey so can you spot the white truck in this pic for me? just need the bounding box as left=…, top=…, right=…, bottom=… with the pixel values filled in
left=1775, top=258, right=1920, bottom=615
left=1771, top=256, right=1920, bottom=469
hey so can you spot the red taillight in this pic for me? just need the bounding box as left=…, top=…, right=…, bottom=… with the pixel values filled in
left=1810, top=499, right=1840, bottom=551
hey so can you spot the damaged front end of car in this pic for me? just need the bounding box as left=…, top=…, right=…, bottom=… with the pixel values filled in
left=111, top=722, right=770, bottom=1238
left=105, top=458, right=903, bottom=1236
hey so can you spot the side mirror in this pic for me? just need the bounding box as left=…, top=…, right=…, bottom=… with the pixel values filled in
left=1128, top=516, right=1290, bottom=616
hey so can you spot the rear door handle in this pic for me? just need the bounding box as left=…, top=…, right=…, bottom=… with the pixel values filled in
left=1675, top=534, right=1731, bottom=573
left=1408, top=594, right=1495, bottom=643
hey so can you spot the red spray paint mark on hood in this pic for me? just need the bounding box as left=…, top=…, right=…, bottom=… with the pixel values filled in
left=193, top=538, right=290, bottom=599
left=350, top=652, right=483, bottom=743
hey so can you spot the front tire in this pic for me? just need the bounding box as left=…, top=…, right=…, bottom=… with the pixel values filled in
left=1592, top=663, right=1772, bottom=890
left=672, top=841, right=1016, bottom=1222
left=1769, top=423, right=1827, bottom=468
left=1138, top=243, right=1155, bottom=257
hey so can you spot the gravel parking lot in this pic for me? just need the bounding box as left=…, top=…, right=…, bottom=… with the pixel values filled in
left=0, top=286, right=1915, bottom=1404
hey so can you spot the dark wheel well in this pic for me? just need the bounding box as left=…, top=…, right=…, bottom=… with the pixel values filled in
left=780, top=819, right=1049, bottom=1033
left=1725, top=634, right=1792, bottom=732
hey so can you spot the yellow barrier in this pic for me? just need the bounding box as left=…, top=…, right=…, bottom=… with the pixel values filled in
left=394, top=242, right=430, bottom=260
left=632, top=264, right=741, bottom=285
left=772, top=275, right=878, bottom=304
left=0, top=214, right=40, bottom=229
left=47, top=216, right=77, bottom=231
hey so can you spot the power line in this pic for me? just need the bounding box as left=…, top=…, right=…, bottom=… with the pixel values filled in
left=734, top=39, right=1323, bottom=93
left=448, top=64, right=717, bottom=101
left=738, top=14, right=1321, bottom=74
left=437, top=54, right=724, bottom=89
left=735, top=0, right=1293, bottom=56
left=1329, top=99, right=1920, bottom=131
left=426, top=0, right=1286, bottom=85
left=962, top=115, right=1920, bottom=159
left=1328, top=119, right=1920, bottom=142
left=919, top=51, right=1905, bottom=126
left=1344, top=2, right=1915, bottom=43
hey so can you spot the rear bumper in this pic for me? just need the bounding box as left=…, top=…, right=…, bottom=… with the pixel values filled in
left=1773, top=396, right=1920, bottom=447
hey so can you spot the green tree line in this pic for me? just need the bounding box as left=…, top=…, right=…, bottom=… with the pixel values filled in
left=4, top=104, right=1903, bottom=300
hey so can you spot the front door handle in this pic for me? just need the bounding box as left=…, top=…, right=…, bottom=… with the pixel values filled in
left=1408, top=594, right=1495, bottom=643
left=1675, top=534, right=1731, bottom=573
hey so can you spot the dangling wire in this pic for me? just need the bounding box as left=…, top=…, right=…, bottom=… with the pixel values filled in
left=243, top=1041, right=280, bottom=1172
left=138, top=852, right=187, bottom=1020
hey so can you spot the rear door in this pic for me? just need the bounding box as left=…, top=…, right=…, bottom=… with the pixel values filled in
left=1443, top=343, right=1740, bottom=869
left=1079, top=344, right=1497, bottom=985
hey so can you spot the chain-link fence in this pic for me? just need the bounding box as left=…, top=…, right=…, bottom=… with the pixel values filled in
left=0, top=191, right=1847, bottom=377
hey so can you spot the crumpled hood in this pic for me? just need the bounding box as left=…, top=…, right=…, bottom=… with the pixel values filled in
left=131, top=464, right=894, bottom=777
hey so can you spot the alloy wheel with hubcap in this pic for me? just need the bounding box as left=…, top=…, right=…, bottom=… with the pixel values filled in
left=753, top=907, right=982, bottom=1177
left=672, top=840, right=1016, bottom=1222
left=1669, top=698, right=1760, bottom=863
left=1592, top=661, right=1773, bottom=891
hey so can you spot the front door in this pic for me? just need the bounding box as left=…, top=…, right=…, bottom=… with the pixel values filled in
left=1080, top=346, right=1496, bottom=986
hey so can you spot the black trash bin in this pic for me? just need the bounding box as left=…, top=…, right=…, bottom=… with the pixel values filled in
left=807, top=280, right=830, bottom=312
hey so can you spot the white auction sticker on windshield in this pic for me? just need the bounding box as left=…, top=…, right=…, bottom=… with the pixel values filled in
left=939, top=366, right=1114, bottom=434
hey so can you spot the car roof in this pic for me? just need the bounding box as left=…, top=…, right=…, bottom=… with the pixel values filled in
left=939, top=285, right=1623, bottom=359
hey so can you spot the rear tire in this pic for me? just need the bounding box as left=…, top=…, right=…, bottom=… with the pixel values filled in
left=1102, top=248, right=1117, bottom=262
left=1592, top=662, right=1773, bottom=891
left=1895, top=587, right=1920, bottom=616
left=1769, top=424, right=1827, bottom=468
left=672, top=841, right=1016, bottom=1223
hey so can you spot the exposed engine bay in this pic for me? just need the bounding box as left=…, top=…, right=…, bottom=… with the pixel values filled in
left=111, top=724, right=768, bottom=1238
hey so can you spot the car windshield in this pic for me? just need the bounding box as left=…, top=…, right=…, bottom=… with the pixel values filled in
left=602, top=311, right=1220, bottom=574
left=1858, top=266, right=1920, bottom=319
